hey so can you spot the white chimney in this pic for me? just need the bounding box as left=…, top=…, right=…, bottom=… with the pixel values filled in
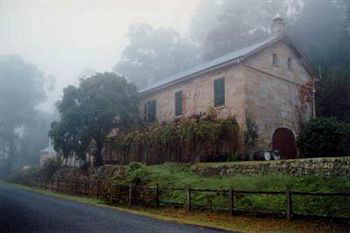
left=272, top=16, right=285, bottom=37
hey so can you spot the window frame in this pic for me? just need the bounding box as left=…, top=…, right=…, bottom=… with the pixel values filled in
left=287, top=57, right=292, bottom=71
left=214, top=77, right=225, bottom=107
left=144, top=99, right=156, bottom=122
left=174, top=90, right=183, bottom=116
left=272, top=53, right=278, bottom=66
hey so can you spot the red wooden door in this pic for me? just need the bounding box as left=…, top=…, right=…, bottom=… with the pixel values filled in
left=272, top=128, right=297, bottom=159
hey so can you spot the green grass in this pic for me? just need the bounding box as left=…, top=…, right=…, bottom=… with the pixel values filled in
left=124, top=163, right=350, bottom=216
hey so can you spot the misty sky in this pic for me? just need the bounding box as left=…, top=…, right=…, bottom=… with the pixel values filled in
left=1, top=0, right=199, bottom=112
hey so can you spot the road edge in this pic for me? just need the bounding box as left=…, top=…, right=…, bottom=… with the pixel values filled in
left=5, top=182, right=236, bottom=233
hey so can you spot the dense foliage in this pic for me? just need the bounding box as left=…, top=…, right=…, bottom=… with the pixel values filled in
left=40, top=157, right=63, bottom=180
left=297, top=118, right=350, bottom=157
left=49, top=72, right=140, bottom=166
left=110, top=114, right=239, bottom=164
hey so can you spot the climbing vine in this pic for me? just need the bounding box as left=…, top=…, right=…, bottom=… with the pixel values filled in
left=298, top=80, right=314, bottom=114
left=107, top=113, right=239, bottom=164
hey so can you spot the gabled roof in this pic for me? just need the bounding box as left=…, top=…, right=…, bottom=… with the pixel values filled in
left=139, top=35, right=317, bottom=96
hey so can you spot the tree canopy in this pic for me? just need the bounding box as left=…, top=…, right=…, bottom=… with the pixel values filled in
left=288, top=0, right=350, bottom=122
left=191, top=0, right=302, bottom=61
left=49, top=72, right=140, bottom=166
left=114, top=23, right=199, bottom=88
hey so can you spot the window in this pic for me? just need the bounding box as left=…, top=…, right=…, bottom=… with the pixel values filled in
left=144, top=99, right=156, bottom=122
left=272, top=53, right=278, bottom=66
left=287, top=57, right=292, bottom=71
left=214, top=77, right=225, bottom=107
left=175, top=90, right=183, bottom=116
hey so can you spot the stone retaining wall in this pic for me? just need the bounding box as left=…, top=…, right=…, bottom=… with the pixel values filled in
left=191, top=156, right=350, bottom=177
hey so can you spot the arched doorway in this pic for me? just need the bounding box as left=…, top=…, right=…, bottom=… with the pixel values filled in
left=272, top=128, right=297, bottom=159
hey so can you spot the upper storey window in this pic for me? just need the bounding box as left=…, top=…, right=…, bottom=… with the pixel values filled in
left=144, top=99, right=156, bottom=122
left=175, top=90, right=183, bottom=116
left=214, top=77, right=225, bottom=107
left=272, top=53, right=278, bottom=66
left=288, top=57, right=292, bottom=71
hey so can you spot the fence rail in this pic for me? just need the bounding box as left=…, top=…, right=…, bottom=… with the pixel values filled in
left=23, top=178, right=350, bottom=220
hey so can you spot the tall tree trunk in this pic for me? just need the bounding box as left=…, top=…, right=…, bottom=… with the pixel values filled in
left=95, top=142, right=103, bottom=167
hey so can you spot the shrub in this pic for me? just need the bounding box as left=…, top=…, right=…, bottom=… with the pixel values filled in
left=110, top=114, right=240, bottom=163
left=126, top=163, right=151, bottom=185
left=9, top=167, right=41, bottom=184
left=297, top=118, right=350, bottom=157
left=40, top=157, right=63, bottom=179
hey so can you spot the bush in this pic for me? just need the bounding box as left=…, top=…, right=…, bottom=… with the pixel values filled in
left=40, top=157, right=63, bottom=179
left=9, top=167, right=41, bottom=184
left=297, top=118, right=350, bottom=157
left=110, top=114, right=240, bottom=164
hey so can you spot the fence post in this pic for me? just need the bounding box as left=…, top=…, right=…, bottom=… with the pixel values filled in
left=129, top=183, right=133, bottom=206
left=51, top=179, right=54, bottom=191
left=286, top=188, right=292, bottom=220
left=187, top=186, right=192, bottom=212
left=96, top=181, right=100, bottom=198
left=229, top=188, right=235, bottom=216
left=109, top=185, right=113, bottom=204
left=84, top=180, right=88, bottom=196
left=65, top=178, right=68, bottom=193
left=57, top=179, right=60, bottom=192
left=156, top=184, right=160, bottom=208
left=74, top=178, right=77, bottom=194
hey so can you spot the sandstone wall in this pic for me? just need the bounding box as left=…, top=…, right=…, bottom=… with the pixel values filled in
left=192, top=157, right=350, bottom=177
left=139, top=65, right=247, bottom=126
left=243, top=41, right=313, bottom=152
left=138, top=40, right=314, bottom=157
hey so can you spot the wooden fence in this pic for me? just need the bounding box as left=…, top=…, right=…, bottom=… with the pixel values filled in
left=25, top=178, right=350, bottom=220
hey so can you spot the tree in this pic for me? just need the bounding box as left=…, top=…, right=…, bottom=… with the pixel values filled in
left=17, top=111, right=56, bottom=166
left=289, top=0, right=350, bottom=122
left=0, top=55, right=47, bottom=173
left=49, top=72, right=139, bottom=166
left=190, top=0, right=301, bottom=61
left=114, top=24, right=199, bottom=88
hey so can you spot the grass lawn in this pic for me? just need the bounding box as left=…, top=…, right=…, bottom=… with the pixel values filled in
left=121, top=163, right=350, bottom=217
left=9, top=182, right=350, bottom=233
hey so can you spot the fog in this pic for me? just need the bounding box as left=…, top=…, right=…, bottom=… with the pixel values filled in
left=1, top=0, right=349, bottom=170
left=1, top=0, right=198, bottom=112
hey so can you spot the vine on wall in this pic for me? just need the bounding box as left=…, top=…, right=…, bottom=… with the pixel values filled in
left=106, top=113, right=239, bottom=164
left=298, top=80, right=314, bottom=114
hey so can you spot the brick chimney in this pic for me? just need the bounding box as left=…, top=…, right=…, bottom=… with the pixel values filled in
left=272, top=17, right=285, bottom=37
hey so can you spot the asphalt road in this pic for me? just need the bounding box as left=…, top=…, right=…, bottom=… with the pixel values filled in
left=0, top=183, right=228, bottom=233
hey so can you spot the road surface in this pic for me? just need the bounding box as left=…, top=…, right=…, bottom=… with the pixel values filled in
left=0, top=183, right=228, bottom=233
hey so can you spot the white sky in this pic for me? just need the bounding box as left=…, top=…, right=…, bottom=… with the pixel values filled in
left=0, top=0, right=199, bottom=112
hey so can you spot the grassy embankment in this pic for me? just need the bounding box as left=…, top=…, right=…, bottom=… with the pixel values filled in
left=122, top=162, right=350, bottom=217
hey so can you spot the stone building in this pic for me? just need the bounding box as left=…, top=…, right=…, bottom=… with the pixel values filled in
left=139, top=18, right=317, bottom=159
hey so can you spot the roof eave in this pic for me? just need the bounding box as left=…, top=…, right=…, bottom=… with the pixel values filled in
left=139, top=58, right=241, bottom=97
